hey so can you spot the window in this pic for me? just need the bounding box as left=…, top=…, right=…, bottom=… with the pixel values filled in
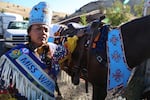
left=8, top=21, right=28, bottom=29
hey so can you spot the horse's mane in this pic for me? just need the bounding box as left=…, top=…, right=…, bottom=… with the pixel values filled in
left=118, top=15, right=150, bottom=67
left=121, top=15, right=150, bottom=30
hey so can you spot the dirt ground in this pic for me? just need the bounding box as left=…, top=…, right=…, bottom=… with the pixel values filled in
left=55, top=71, right=92, bottom=100
left=56, top=78, right=93, bottom=100
left=55, top=71, right=126, bottom=100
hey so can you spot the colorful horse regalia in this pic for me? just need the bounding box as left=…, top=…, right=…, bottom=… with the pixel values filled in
left=107, top=29, right=131, bottom=92
left=91, top=26, right=131, bottom=92
left=0, top=43, right=68, bottom=100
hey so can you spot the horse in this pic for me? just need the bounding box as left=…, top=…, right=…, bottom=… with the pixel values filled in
left=57, top=15, right=150, bottom=100
left=55, top=16, right=109, bottom=100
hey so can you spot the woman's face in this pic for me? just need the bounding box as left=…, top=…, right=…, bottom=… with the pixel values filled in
left=28, top=24, right=49, bottom=47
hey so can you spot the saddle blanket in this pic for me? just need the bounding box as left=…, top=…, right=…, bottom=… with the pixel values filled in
left=107, top=29, right=131, bottom=91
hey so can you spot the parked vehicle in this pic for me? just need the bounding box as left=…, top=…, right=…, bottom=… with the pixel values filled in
left=0, top=12, right=23, bottom=37
left=3, top=20, right=29, bottom=48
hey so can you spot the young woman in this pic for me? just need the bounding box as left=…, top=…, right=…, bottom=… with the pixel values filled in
left=0, top=1, right=84, bottom=100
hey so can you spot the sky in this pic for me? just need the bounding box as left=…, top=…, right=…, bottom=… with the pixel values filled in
left=1, top=0, right=97, bottom=14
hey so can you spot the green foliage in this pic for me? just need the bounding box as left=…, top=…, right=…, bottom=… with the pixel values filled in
left=0, top=9, right=5, bottom=13
left=105, top=0, right=133, bottom=26
left=133, top=0, right=144, bottom=17
left=79, top=14, right=87, bottom=25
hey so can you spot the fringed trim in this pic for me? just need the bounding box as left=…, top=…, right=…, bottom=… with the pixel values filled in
left=0, top=55, right=54, bottom=100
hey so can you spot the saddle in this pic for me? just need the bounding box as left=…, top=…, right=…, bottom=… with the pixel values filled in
left=70, top=24, right=110, bottom=93
left=91, top=25, right=110, bottom=66
left=71, top=24, right=110, bottom=77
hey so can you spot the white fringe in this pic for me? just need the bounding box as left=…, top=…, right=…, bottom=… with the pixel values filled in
left=0, top=55, right=55, bottom=100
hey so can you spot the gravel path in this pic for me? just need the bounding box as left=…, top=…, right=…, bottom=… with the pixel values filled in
left=55, top=71, right=126, bottom=100
left=55, top=71, right=92, bottom=100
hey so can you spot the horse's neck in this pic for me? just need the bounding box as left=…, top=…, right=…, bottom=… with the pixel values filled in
left=120, top=17, right=150, bottom=68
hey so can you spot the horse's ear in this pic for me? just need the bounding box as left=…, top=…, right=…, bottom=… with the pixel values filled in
left=60, top=26, right=67, bottom=34
left=67, top=23, right=75, bottom=29
left=90, top=15, right=106, bottom=30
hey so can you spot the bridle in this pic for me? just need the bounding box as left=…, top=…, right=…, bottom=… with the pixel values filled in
left=53, top=16, right=107, bottom=92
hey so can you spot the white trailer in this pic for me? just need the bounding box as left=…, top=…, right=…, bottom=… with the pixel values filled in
left=0, top=12, right=23, bottom=37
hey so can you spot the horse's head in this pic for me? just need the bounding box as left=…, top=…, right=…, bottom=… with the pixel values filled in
left=53, top=15, right=108, bottom=85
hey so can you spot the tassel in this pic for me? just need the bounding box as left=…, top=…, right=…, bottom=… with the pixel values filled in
left=15, top=71, right=19, bottom=91
left=1, top=61, right=11, bottom=87
left=0, top=55, right=53, bottom=100
left=27, top=86, right=31, bottom=100
left=7, top=64, right=12, bottom=86
left=19, top=77, right=24, bottom=95
left=0, top=55, right=6, bottom=68
left=12, top=70, right=17, bottom=87
left=40, top=95, right=43, bottom=100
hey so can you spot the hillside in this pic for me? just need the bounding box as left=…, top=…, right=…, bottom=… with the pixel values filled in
left=0, top=0, right=142, bottom=24
left=71, top=0, right=142, bottom=17
left=0, top=1, right=68, bottom=23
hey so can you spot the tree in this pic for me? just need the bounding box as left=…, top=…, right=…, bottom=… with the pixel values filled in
left=0, top=9, right=5, bottom=13
left=105, top=0, right=133, bottom=26
left=133, top=0, right=144, bottom=17
left=79, top=14, right=87, bottom=25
